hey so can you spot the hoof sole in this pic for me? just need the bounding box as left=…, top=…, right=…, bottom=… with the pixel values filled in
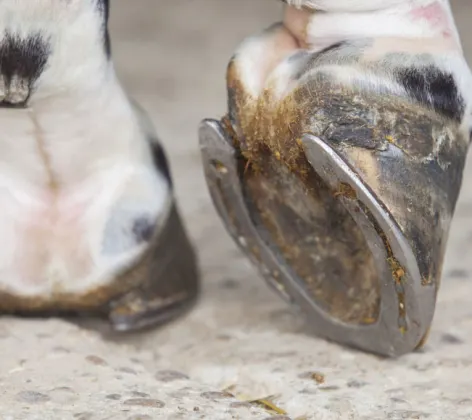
left=199, top=118, right=441, bottom=357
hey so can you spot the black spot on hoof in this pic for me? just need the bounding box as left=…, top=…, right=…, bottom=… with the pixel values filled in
left=396, top=65, right=465, bottom=122
left=132, top=217, right=155, bottom=242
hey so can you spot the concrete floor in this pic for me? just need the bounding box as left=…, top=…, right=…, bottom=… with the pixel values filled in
left=2, top=1, right=472, bottom=419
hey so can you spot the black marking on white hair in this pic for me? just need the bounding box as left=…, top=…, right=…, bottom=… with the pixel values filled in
left=151, top=142, right=173, bottom=187
left=0, top=32, right=50, bottom=106
left=294, top=40, right=351, bottom=79
left=96, top=0, right=111, bottom=57
left=132, top=217, right=155, bottom=243
left=397, top=66, right=465, bottom=123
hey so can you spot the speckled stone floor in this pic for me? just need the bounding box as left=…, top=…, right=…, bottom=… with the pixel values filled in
left=2, top=1, right=472, bottom=419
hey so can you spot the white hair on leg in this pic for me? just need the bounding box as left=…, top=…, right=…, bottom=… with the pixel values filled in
left=0, top=0, right=171, bottom=300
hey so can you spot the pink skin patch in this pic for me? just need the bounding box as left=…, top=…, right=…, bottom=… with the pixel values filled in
left=284, top=6, right=310, bottom=48
left=410, top=2, right=452, bottom=38
left=14, top=193, right=93, bottom=287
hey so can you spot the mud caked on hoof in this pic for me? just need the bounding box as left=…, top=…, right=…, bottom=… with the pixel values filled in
left=0, top=0, right=199, bottom=329
left=200, top=2, right=472, bottom=357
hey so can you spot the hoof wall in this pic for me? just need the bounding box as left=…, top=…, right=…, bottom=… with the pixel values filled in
left=199, top=118, right=445, bottom=357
